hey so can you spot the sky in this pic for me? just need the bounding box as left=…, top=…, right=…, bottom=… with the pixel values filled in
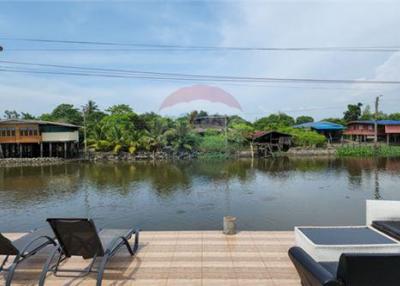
left=0, top=0, right=400, bottom=121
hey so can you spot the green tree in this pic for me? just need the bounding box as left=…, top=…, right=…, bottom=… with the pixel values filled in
left=83, top=100, right=106, bottom=139
left=21, top=112, right=35, bottom=120
left=228, top=123, right=254, bottom=146
left=343, top=103, right=363, bottom=122
left=228, top=115, right=252, bottom=127
left=4, top=110, right=20, bottom=119
left=295, top=116, right=314, bottom=125
left=388, top=113, right=400, bottom=120
left=321, top=118, right=346, bottom=125
left=106, top=104, right=133, bottom=115
left=41, top=104, right=83, bottom=125
left=254, top=113, right=295, bottom=130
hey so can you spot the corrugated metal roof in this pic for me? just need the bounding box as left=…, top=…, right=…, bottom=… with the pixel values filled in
left=294, top=121, right=345, bottom=130
left=0, top=119, right=80, bottom=128
left=348, top=120, right=400, bottom=126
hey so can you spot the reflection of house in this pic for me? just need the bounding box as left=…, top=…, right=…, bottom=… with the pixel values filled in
left=343, top=120, right=400, bottom=144
left=193, top=115, right=227, bottom=134
left=294, top=121, right=345, bottom=143
left=0, top=119, right=80, bottom=158
left=250, top=131, right=292, bottom=157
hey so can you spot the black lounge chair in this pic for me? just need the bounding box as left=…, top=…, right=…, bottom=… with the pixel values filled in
left=0, top=228, right=56, bottom=286
left=39, top=218, right=140, bottom=286
left=289, top=246, right=400, bottom=286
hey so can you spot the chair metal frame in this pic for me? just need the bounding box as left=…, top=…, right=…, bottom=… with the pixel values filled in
left=0, top=233, right=57, bottom=286
left=38, top=220, right=139, bottom=286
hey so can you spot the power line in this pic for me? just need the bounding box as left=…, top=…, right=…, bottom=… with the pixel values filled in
left=1, top=60, right=400, bottom=85
left=1, top=37, right=400, bottom=52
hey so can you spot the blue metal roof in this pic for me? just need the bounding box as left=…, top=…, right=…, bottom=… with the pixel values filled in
left=350, top=120, right=400, bottom=125
left=294, top=121, right=345, bottom=131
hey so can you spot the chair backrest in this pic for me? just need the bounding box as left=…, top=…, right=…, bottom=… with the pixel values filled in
left=337, top=253, right=400, bottom=286
left=47, top=218, right=104, bottom=259
left=0, top=233, right=19, bottom=255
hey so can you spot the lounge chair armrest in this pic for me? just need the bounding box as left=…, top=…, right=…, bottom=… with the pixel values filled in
left=104, top=229, right=139, bottom=255
left=288, top=247, right=341, bottom=286
left=19, top=235, right=57, bottom=256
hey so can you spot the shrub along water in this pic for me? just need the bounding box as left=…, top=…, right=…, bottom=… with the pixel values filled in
left=337, top=145, right=400, bottom=157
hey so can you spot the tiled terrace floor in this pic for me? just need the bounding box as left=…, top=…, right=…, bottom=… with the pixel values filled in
left=1, top=231, right=299, bottom=286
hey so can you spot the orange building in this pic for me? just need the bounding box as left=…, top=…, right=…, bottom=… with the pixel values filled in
left=0, top=120, right=80, bottom=158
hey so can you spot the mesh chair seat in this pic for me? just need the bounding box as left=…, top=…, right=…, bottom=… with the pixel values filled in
left=12, top=228, right=55, bottom=256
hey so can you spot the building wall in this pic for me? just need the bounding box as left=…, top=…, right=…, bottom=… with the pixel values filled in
left=41, top=131, right=79, bottom=142
left=344, top=123, right=385, bottom=136
left=0, top=123, right=41, bottom=143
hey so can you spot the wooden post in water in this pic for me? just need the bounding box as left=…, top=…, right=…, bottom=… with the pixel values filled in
left=0, top=144, right=3, bottom=159
left=64, top=142, right=68, bottom=159
left=49, top=142, right=52, bottom=157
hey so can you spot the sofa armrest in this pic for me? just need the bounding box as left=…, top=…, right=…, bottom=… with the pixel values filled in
left=288, top=247, right=342, bottom=286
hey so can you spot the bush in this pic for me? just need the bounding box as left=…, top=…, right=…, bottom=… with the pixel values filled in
left=199, top=135, right=227, bottom=153
left=337, top=146, right=400, bottom=157
left=278, top=127, right=326, bottom=147
left=94, top=140, right=113, bottom=152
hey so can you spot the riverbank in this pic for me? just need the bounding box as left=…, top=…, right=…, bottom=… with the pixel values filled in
left=2, top=145, right=400, bottom=167
left=0, top=157, right=67, bottom=167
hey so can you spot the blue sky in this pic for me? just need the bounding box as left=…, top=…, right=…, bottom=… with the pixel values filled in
left=1, top=0, right=400, bottom=121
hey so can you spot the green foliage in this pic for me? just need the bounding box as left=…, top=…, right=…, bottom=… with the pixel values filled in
left=3, top=110, right=20, bottom=119
left=228, top=115, right=252, bottom=127
left=296, top=116, right=314, bottom=125
left=40, top=104, right=83, bottom=125
left=106, top=104, right=133, bottom=115
left=337, top=146, right=400, bottom=157
left=254, top=113, right=295, bottom=130
left=228, top=123, right=254, bottom=146
left=387, top=113, right=400, bottom=120
left=343, top=102, right=363, bottom=122
left=199, top=135, right=226, bottom=153
left=279, top=127, right=326, bottom=147
left=321, top=118, right=346, bottom=125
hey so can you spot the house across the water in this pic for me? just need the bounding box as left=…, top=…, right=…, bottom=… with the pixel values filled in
left=250, top=131, right=292, bottom=157
left=0, top=119, right=80, bottom=158
left=343, top=120, right=400, bottom=144
left=193, top=115, right=227, bottom=134
left=294, top=121, right=345, bottom=143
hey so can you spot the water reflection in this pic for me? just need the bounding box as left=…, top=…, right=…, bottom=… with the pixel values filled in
left=0, top=157, right=399, bottom=231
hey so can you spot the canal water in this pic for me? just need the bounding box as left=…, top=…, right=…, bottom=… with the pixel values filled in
left=0, top=158, right=399, bottom=232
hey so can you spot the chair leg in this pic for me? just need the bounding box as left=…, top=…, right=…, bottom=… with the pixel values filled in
left=5, top=256, right=21, bottom=286
left=132, top=230, right=140, bottom=254
left=39, top=246, right=63, bottom=286
left=96, top=253, right=110, bottom=286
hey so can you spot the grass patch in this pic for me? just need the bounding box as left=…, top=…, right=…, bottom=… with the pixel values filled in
left=337, top=145, right=400, bottom=157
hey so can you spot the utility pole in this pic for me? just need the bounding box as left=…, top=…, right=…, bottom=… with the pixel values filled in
left=374, top=95, right=382, bottom=148
left=82, top=106, right=88, bottom=159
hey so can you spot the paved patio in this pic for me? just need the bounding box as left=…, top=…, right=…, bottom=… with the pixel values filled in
left=1, top=231, right=299, bottom=285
